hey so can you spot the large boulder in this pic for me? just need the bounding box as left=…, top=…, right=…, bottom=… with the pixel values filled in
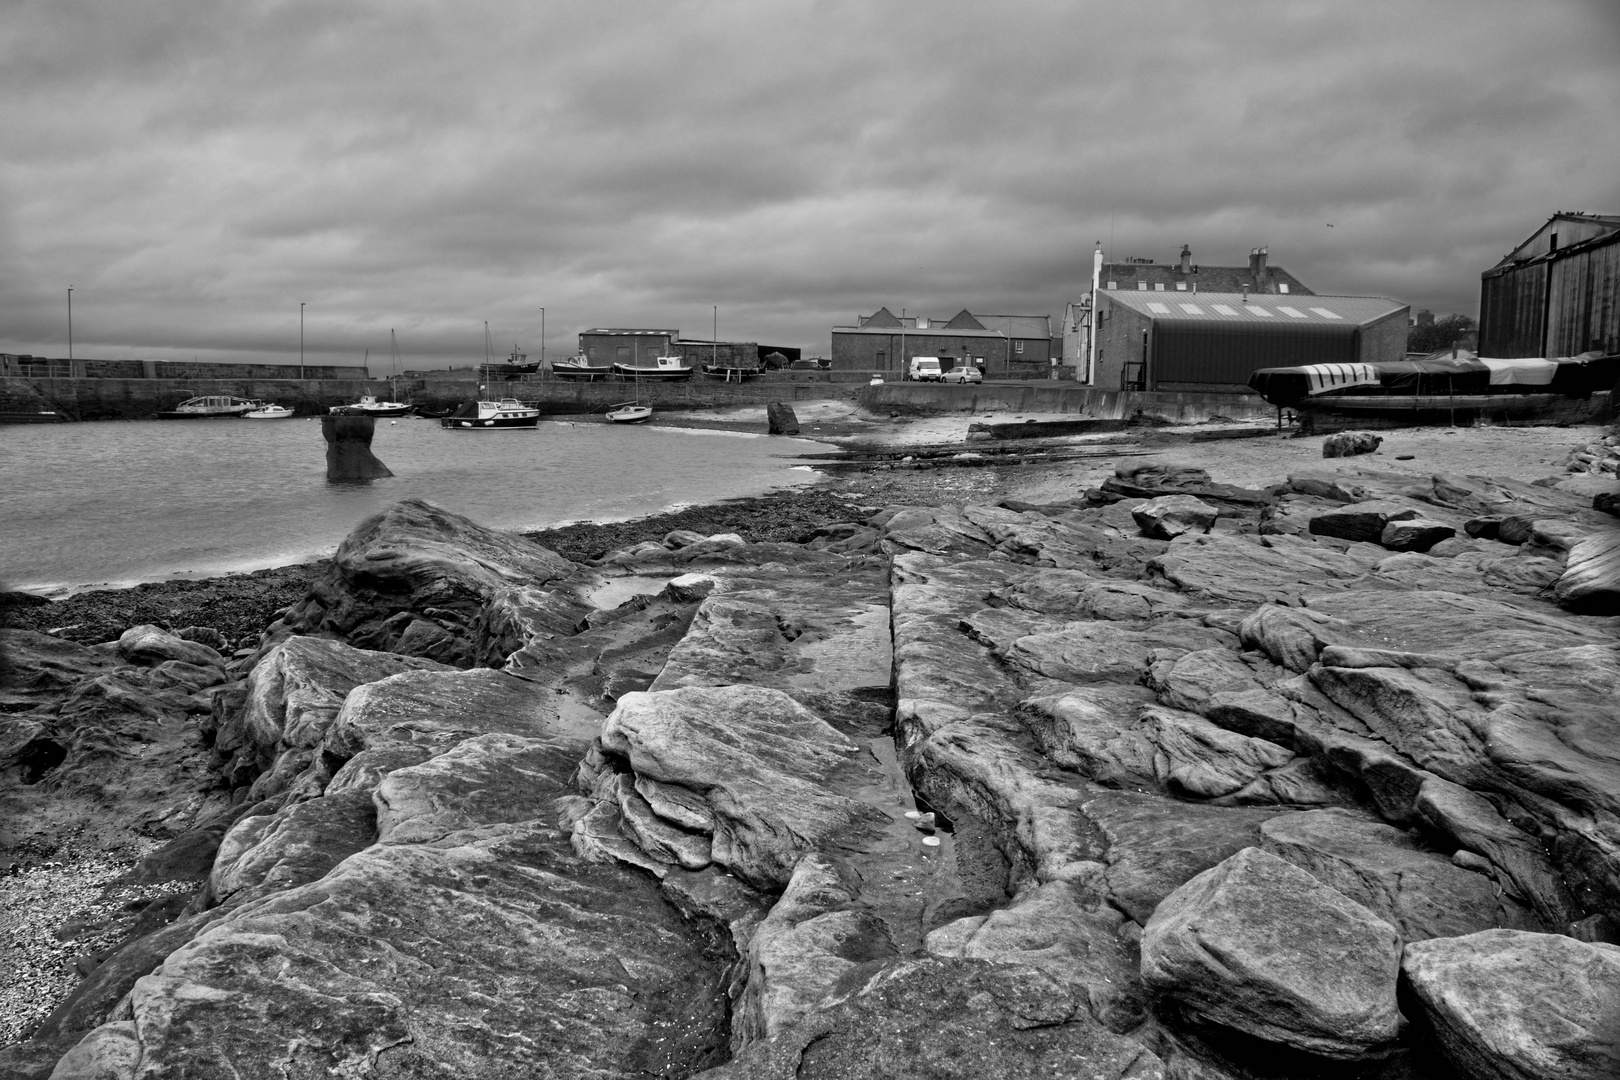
left=1141, top=847, right=1403, bottom=1059
left=1130, top=495, right=1218, bottom=540
left=594, top=685, right=890, bottom=888
left=320, top=412, right=392, bottom=479
left=1322, top=431, right=1382, bottom=458
left=1402, top=929, right=1620, bottom=1080
left=273, top=498, right=577, bottom=665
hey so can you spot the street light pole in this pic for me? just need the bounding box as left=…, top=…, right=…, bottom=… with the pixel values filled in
left=540, top=307, right=545, bottom=370
left=299, top=302, right=305, bottom=380
left=67, top=287, right=74, bottom=362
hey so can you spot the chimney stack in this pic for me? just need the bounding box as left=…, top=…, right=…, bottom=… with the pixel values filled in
left=1248, top=247, right=1270, bottom=291
left=1179, top=245, right=1191, bottom=274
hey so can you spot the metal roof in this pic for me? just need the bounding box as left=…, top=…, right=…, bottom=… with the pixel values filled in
left=581, top=328, right=678, bottom=336
left=1099, top=292, right=1405, bottom=326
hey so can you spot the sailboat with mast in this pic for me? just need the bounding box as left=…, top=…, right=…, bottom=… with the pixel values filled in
left=442, top=322, right=541, bottom=429
left=331, top=331, right=413, bottom=416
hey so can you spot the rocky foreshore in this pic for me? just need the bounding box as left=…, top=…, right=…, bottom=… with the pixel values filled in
left=3, top=426, right=1619, bottom=1079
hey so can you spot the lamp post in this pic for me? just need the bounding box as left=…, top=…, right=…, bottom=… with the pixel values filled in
left=67, top=287, right=74, bottom=362
left=539, top=307, right=545, bottom=370
left=299, top=302, right=305, bottom=380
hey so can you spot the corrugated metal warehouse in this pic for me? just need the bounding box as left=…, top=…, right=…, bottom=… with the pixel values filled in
left=1091, top=292, right=1409, bottom=391
left=1479, top=212, right=1620, bottom=358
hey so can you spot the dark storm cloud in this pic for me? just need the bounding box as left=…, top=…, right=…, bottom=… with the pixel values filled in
left=3, top=0, right=1617, bottom=366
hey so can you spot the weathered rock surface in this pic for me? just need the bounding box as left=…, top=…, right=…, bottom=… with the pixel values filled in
left=1555, top=528, right=1620, bottom=613
left=1380, top=516, right=1456, bottom=552
left=1403, top=929, right=1620, bottom=1080
left=1130, top=495, right=1218, bottom=540
left=766, top=401, right=800, bottom=434
left=1141, top=846, right=1404, bottom=1058
left=321, top=412, right=392, bottom=479
left=272, top=497, right=578, bottom=665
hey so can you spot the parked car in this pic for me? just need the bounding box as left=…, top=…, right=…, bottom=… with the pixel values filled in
left=942, top=366, right=983, bottom=384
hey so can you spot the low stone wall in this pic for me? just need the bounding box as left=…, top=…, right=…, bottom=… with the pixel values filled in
left=1, top=374, right=868, bottom=421
left=856, top=382, right=1275, bottom=421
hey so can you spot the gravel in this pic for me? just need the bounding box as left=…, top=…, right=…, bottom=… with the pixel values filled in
left=0, top=842, right=194, bottom=1047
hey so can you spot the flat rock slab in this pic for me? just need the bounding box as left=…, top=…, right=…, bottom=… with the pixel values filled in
left=1131, top=495, right=1218, bottom=540
left=1147, top=533, right=1382, bottom=606
left=1403, top=929, right=1620, bottom=1080
left=598, top=685, right=891, bottom=888
left=1084, top=791, right=1294, bottom=925
left=55, top=824, right=732, bottom=1079
left=1555, top=529, right=1620, bottom=613
left=699, top=957, right=1165, bottom=1080
left=1259, top=809, right=1536, bottom=940
left=1141, top=846, right=1403, bottom=1059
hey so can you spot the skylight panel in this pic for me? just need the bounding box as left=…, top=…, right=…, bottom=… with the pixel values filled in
left=1147, top=302, right=1171, bottom=314
left=1248, top=306, right=1275, bottom=317
left=1309, top=307, right=1343, bottom=319
left=1212, top=304, right=1240, bottom=316
left=1179, top=304, right=1204, bottom=315
left=1277, top=306, right=1308, bottom=318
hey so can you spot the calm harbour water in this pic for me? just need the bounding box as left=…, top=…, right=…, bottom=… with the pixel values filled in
left=0, top=417, right=830, bottom=595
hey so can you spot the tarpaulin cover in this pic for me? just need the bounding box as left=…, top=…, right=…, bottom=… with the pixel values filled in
left=1247, top=354, right=1620, bottom=406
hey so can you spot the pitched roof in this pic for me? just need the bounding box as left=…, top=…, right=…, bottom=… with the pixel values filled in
left=1099, top=292, right=1405, bottom=327
left=1492, top=212, right=1620, bottom=270
left=943, top=309, right=986, bottom=331
left=1098, top=263, right=1312, bottom=295
left=971, top=314, right=1052, bottom=339
left=581, top=328, right=678, bottom=336
left=862, top=307, right=904, bottom=328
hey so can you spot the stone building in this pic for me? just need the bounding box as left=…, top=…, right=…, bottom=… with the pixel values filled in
left=830, top=308, right=1054, bottom=377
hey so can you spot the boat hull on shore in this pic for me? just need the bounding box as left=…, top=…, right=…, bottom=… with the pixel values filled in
left=613, top=357, right=693, bottom=381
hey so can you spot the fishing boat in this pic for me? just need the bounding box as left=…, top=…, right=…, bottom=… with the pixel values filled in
left=605, top=402, right=653, bottom=424
left=552, top=354, right=614, bottom=381
left=243, top=402, right=296, bottom=419
left=501, top=346, right=539, bottom=376
left=156, top=395, right=258, bottom=419
left=0, top=408, right=67, bottom=423
left=1248, top=352, right=1620, bottom=432
left=700, top=362, right=762, bottom=381
left=440, top=397, right=541, bottom=430
left=613, top=355, right=693, bottom=381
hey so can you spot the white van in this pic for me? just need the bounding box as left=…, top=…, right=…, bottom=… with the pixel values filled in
left=908, top=356, right=943, bottom=382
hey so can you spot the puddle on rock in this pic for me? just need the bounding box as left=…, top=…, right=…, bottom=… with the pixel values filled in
left=582, top=575, right=674, bottom=610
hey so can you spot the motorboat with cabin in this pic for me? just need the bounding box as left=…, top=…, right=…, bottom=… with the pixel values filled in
left=156, top=395, right=259, bottom=419
left=440, top=397, right=541, bottom=429
left=612, top=355, right=693, bottom=381
left=243, top=402, right=296, bottom=419
left=700, top=362, right=762, bottom=381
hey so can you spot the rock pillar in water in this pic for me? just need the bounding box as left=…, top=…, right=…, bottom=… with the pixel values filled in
left=766, top=402, right=800, bottom=435
left=322, top=414, right=394, bottom=480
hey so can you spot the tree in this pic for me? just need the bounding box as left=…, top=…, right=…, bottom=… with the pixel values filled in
left=1407, top=314, right=1477, bottom=354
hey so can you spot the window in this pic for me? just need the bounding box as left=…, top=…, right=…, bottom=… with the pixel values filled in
left=1179, top=304, right=1204, bottom=315
left=1147, top=303, right=1171, bottom=314
left=1107, top=281, right=1117, bottom=290
left=1137, top=282, right=1148, bottom=290
left=1278, top=284, right=1290, bottom=294
left=1248, top=306, right=1275, bottom=317
left=1277, top=306, right=1307, bottom=319
left=587, top=346, right=597, bottom=359
left=617, top=346, right=630, bottom=360
left=1015, top=341, right=1024, bottom=354
left=1176, top=282, right=1187, bottom=291
left=1212, top=304, right=1240, bottom=316
left=1154, top=283, right=1166, bottom=291
left=1309, top=307, right=1343, bottom=320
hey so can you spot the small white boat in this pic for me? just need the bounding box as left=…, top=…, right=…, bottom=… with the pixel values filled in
left=441, top=397, right=541, bottom=429
left=605, top=402, right=653, bottom=424
left=243, top=403, right=295, bottom=419
left=331, top=395, right=413, bottom=417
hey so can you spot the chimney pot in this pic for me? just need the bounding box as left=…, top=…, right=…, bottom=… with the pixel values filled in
left=1179, top=245, right=1191, bottom=274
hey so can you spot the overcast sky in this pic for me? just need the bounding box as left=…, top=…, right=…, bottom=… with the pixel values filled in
left=4, top=0, right=1618, bottom=370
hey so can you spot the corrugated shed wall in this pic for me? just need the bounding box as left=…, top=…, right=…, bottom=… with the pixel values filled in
left=1480, top=262, right=1548, bottom=358
left=1151, top=322, right=1359, bottom=387
left=1547, top=241, right=1620, bottom=357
